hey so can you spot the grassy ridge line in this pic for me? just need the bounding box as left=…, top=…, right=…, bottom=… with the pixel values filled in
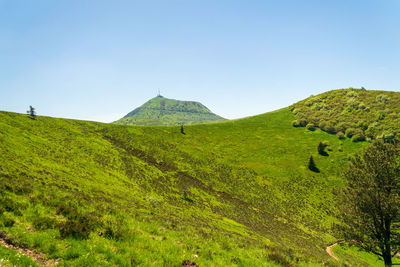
left=128, top=107, right=220, bottom=115
left=0, top=106, right=365, bottom=266
left=123, top=96, right=215, bottom=116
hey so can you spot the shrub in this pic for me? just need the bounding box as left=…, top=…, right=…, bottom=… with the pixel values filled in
left=311, top=103, right=327, bottom=111
left=318, top=121, right=327, bottom=130
left=345, top=128, right=358, bottom=138
left=344, top=106, right=354, bottom=113
left=308, top=156, right=319, bottom=173
left=298, top=118, right=307, bottom=127
left=102, top=216, right=133, bottom=241
left=376, top=94, right=390, bottom=104
left=365, top=122, right=380, bottom=139
left=0, top=197, right=23, bottom=216
left=323, top=123, right=336, bottom=134
left=0, top=197, right=17, bottom=213
left=293, top=119, right=307, bottom=127
left=292, top=109, right=301, bottom=115
left=56, top=204, right=76, bottom=217
left=336, top=132, right=345, bottom=139
left=358, top=121, right=369, bottom=131
left=32, top=215, right=57, bottom=231
left=335, top=122, right=355, bottom=133
left=305, top=100, right=313, bottom=107
left=352, top=133, right=366, bottom=142
left=2, top=217, right=15, bottom=227
left=347, top=91, right=358, bottom=98
left=57, top=204, right=98, bottom=239
left=377, top=131, right=395, bottom=143
left=317, top=141, right=329, bottom=156
left=358, top=102, right=367, bottom=110
left=59, top=212, right=97, bottom=239
left=376, top=111, right=386, bottom=120
left=306, top=123, right=316, bottom=131
left=305, top=97, right=322, bottom=107
left=346, top=99, right=359, bottom=109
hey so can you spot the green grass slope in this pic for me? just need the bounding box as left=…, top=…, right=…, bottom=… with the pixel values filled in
left=0, top=245, right=39, bottom=267
left=0, top=90, right=389, bottom=266
left=114, top=96, right=226, bottom=126
left=291, top=88, right=400, bottom=142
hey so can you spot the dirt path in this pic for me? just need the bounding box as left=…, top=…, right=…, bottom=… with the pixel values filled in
left=326, top=241, right=343, bottom=261
left=0, top=231, right=59, bottom=266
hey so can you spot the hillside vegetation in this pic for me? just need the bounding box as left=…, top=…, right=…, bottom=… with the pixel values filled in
left=0, top=89, right=397, bottom=266
left=114, top=96, right=226, bottom=126
left=291, top=88, right=400, bottom=142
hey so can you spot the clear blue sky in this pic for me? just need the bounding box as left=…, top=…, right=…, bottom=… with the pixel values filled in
left=1, top=0, right=399, bottom=122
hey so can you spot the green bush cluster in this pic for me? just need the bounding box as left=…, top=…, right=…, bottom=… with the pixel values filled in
left=306, top=123, right=316, bottom=131
left=336, top=132, right=345, bottom=139
left=57, top=204, right=98, bottom=239
left=290, top=88, right=400, bottom=142
left=32, top=215, right=57, bottom=231
left=377, top=131, right=396, bottom=143
left=102, top=215, right=134, bottom=241
left=0, top=196, right=24, bottom=216
left=376, top=94, right=390, bottom=104
left=2, top=217, right=15, bottom=227
left=351, top=133, right=366, bottom=142
left=292, top=118, right=307, bottom=127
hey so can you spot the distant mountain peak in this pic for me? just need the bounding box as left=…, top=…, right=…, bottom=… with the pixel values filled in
left=114, top=96, right=226, bottom=126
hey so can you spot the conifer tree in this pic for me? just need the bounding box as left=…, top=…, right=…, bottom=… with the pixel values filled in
left=308, top=155, right=319, bottom=172
left=27, top=105, right=36, bottom=118
left=317, top=141, right=328, bottom=156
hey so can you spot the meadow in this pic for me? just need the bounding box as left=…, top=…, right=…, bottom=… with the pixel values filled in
left=1, top=89, right=398, bottom=266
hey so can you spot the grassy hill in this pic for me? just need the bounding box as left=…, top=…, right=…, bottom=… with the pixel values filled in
left=290, top=88, right=400, bottom=142
left=114, top=96, right=226, bottom=126
left=0, top=89, right=398, bottom=266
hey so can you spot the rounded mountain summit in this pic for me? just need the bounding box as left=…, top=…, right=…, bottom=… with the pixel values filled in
left=114, top=95, right=226, bottom=126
